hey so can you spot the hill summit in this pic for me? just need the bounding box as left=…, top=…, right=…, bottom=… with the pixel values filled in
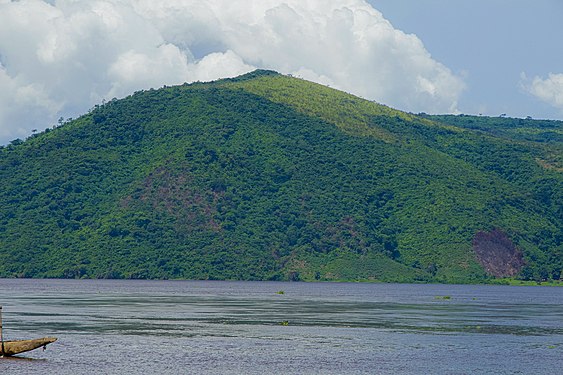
left=1, top=70, right=561, bottom=282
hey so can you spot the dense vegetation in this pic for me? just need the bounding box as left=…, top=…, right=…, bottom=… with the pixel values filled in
left=0, top=70, right=561, bottom=283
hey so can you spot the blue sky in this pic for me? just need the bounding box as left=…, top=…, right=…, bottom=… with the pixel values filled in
left=369, top=0, right=563, bottom=119
left=1, top=0, right=562, bottom=144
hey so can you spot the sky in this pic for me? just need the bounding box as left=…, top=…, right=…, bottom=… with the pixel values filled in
left=1, top=0, right=562, bottom=145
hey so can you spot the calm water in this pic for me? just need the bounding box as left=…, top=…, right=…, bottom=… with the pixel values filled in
left=0, top=280, right=561, bottom=374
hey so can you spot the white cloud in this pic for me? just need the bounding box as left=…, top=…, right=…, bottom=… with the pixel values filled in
left=0, top=0, right=465, bottom=144
left=523, top=73, right=563, bottom=110
left=189, top=50, right=254, bottom=83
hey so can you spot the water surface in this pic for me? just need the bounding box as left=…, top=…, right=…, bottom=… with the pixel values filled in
left=0, top=280, right=561, bottom=374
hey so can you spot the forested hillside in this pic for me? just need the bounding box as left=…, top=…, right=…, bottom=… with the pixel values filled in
left=0, top=70, right=561, bottom=282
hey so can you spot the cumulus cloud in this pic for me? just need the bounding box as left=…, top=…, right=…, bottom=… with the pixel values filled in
left=523, top=73, right=563, bottom=111
left=0, top=0, right=465, bottom=144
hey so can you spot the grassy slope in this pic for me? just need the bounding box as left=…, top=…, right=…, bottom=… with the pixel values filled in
left=224, top=71, right=562, bottom=282
left=0, top=70, right=561, bottom=282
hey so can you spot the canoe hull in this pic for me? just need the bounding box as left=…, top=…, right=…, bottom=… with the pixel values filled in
left=1, top=337, right=57, bottom=356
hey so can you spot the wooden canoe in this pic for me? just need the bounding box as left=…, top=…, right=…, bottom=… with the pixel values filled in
left=0, top=337, right=57, bottom=356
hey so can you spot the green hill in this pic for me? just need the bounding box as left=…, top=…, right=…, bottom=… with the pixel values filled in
left=0, top=70, right=561, bottom=283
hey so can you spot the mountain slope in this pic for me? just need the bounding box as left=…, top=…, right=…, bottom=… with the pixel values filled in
left=0, top=70, right=561, bottom=282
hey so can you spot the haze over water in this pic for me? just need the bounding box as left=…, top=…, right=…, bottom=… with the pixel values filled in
left=0, top=279, right=561, bottom=374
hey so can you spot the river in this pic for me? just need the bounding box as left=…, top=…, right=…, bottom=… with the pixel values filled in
left=0, top=279, right=561, bottom=374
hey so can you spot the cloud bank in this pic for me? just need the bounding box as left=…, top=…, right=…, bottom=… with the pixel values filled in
left=0, top=0, right=465, bottom=144
left=524, top=73, right=563, bottom=112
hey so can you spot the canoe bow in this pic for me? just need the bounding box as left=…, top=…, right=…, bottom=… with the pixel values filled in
left=1, top=337, right=57, bottom=356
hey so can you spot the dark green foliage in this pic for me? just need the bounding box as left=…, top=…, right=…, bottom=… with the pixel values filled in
left=0, top=70, right=561, bottom=282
